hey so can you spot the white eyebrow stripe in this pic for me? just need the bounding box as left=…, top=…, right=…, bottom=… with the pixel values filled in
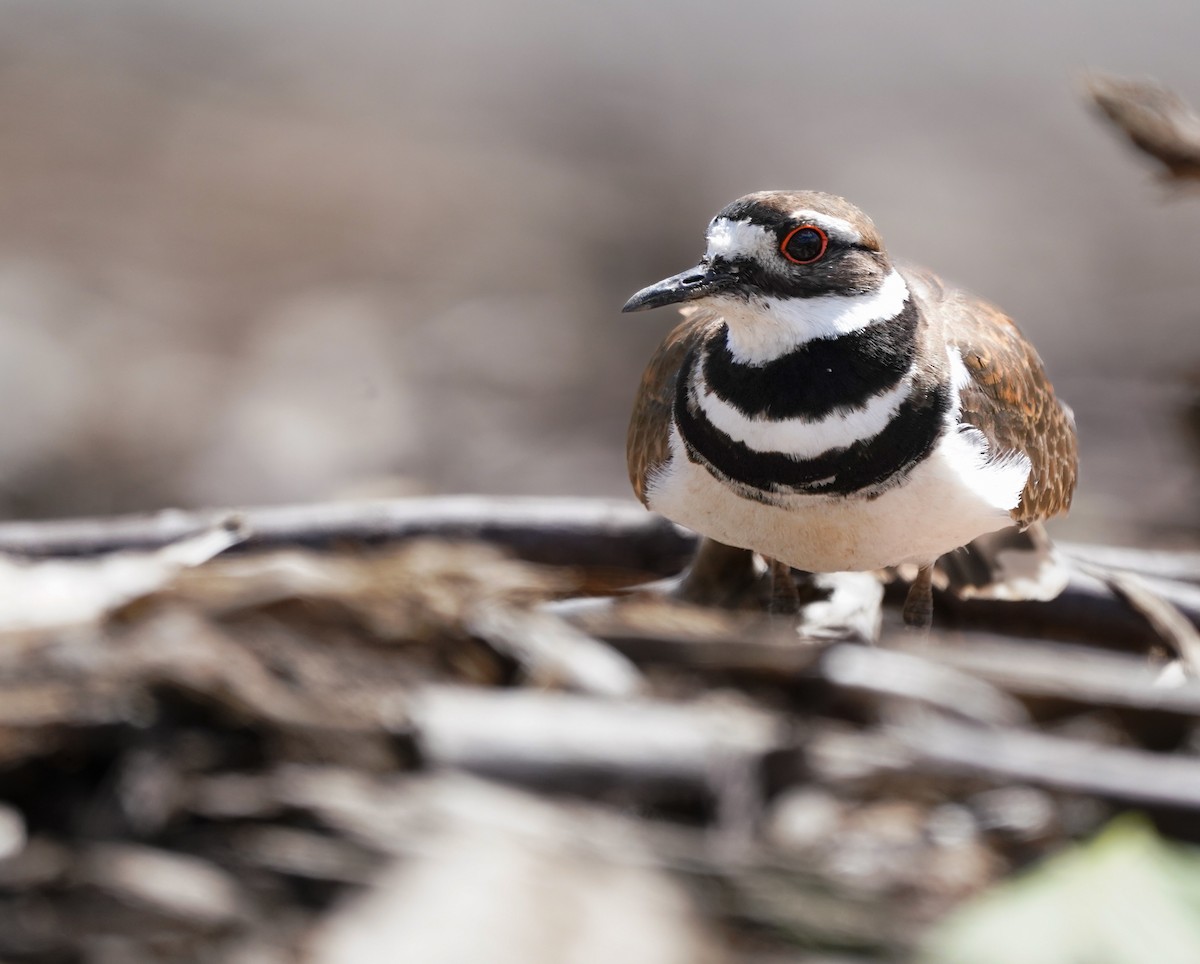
left=704, top=211, right=863, bottom=264
left=788, top=209, right=861, bottom=244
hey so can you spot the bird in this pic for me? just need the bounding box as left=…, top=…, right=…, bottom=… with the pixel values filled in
left=623, top=190, right=1077, bottom=629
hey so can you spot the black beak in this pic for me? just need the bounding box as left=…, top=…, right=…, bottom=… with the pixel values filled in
left=621, top=263, right=737, bottom=313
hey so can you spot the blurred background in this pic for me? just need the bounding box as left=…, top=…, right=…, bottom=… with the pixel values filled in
left=0, top=0, right=1198, bottom=546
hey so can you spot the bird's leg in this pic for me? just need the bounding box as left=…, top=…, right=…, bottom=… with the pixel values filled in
left=902, top=564, right=934, bottom=631
left=769, top=557, right=800, bottom=616
left=672, top=539, right=760, bottom=609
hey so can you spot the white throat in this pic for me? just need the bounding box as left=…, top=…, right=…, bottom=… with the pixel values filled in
left=708, top=268, right=910, bottom=365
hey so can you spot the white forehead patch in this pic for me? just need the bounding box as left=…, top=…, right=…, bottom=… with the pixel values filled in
left=705, top=218, right=776, bottom=262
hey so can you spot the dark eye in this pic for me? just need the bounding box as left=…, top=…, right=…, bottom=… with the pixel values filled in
left=780, top=225, right=829, bottom=265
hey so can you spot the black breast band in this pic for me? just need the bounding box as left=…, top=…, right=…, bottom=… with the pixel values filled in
left=674, top=335, right=949, bottom=498
left=701, top=300, right=920, bottom=420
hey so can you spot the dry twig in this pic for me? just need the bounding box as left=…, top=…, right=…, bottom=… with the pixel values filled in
left=1087, top=72, right=1200, bottom=181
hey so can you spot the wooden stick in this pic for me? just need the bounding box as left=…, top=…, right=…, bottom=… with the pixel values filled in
left=924, top=566, right=1200, bottom=646
left=466, top=602, right=647, bottom=698
left=0, top=496, right=695, bottom=577
left=6, top=494, right=1200, bottom=645
left=897, top=714, right=1200, bottom=811
left=808, top=715, right=1200, bottom=812
left=895, top=632, right=1200, bottom=717
left=1061, top=542, right=1200, bottom=585
left=549, top=595, right=828, bottom=680
left=411, top=685, right=782, bottom=807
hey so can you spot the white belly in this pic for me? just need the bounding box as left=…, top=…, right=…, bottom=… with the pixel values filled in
left=646, top=425, right=1031, bottom=572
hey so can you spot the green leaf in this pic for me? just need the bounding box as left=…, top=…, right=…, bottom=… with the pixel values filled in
left=921, top=814, right=1200, bottom=964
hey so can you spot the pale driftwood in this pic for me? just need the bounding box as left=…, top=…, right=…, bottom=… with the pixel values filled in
left=75, top=843, right=245, bottom=930
left=221, top=825, right=384, bottom=886
left=928, top=565, right=1200, bottom=644
left=553, top=603, right=1029, bottom=725
left=410, top=685, right=783, bottom=808
left=0, top=524, right=244, bottom=633
left=5, top=496, right=1200, bottom=648
left=1080, top=564, right=1200, bottom=674
left=465, top=602, right=647, bottom=698
left=896, top=714, right=1200, bottom=811
left=1062, top=542, right=1200, bottom=586
left=895, top=632, right=1200, bottom=717
left=807, top=715, right=1200, bottom=812
left=556, top=598, right=1197, bottom=724
left=818, top=645, right=1030, bottom=728
left=548, top=595, right=830, bottom=680
left=0, top=496, right=694, bottom=577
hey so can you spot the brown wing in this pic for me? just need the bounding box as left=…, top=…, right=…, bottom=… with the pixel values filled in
left=626, top=307, right=722, bottom=505
left=903, top=266, right=1078, bottom=527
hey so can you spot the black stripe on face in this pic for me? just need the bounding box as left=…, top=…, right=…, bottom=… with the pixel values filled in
left=702, top=300, right=919, bottom=420
left=674, top=349, right=950, bottom=497
left=716, top=197, right=796, bottom=233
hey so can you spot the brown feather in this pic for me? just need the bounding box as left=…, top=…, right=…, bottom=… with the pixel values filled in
left=902, top=265, right=1078, bottom=527
left=626, top=307, right=722, bottom=505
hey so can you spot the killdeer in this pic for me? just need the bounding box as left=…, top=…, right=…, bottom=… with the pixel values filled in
left=623, top=190, right=1077, bottom=628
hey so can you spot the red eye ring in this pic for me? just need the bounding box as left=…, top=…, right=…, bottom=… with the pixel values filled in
left=780, top=224, right=829, bottom=265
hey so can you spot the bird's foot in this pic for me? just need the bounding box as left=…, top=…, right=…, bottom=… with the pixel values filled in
left=768, top=558, right=800, bottom=616
left=902, top=564, right=934, bottom=632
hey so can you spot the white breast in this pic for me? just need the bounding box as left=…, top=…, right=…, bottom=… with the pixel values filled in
left=646, top=390, right=1032, bottom=573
